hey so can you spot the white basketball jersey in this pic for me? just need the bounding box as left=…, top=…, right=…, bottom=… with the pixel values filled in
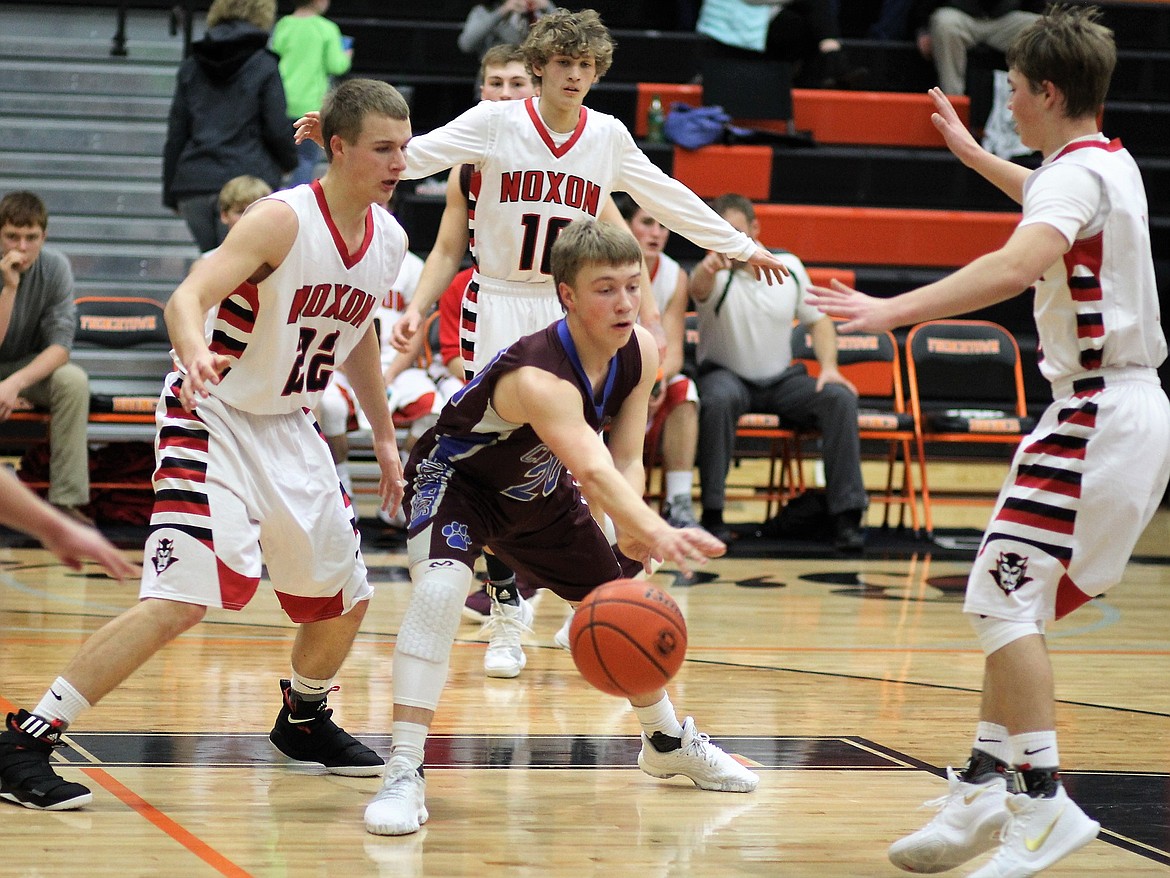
left=403, top=97, right=756, bottom=288
left=650, top=251, right=683, bottom=316
left=207, top=182, right=407, bottom=414
left=1024, top=139, right=1166, bottom=383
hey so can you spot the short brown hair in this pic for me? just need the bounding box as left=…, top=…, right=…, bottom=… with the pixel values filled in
left=522, top=9, right=614, bottom=88
left=551, top=218, right=642, bottom=306
left=1006, top=4, right=1115, bottom=120
left=480, top=43, right=528, bottom=82
left=711, top=193, right=755, bottom=224
left=218, top=175, right=272, bottom=214
left=320, top=79, right=410, bottom=160
left=0, top=191, right=48, bottom=231
left=206, top=0, right=275, bottom=30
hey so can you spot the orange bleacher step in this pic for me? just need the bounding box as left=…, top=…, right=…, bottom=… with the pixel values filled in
left=754, top=204, right=1019, bottom=268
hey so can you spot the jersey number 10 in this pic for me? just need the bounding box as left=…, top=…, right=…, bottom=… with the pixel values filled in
left=518, top=214, right=573, bottom=275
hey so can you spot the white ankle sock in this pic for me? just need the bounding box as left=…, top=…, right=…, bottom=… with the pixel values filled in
left=664, top=471, right=693, bottom=503
left=390, top=720, right=428, bottom=769
left=633, top=695, right=684, bottom=739
left=32, top=677, right=91, bottom=728
left=973, top=721, right=1013, bottom=765
left=1011, top=730, right=1059, bottom=769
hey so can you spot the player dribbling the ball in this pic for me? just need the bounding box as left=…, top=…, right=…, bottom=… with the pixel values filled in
left=366, top=219, right=758, bottom=837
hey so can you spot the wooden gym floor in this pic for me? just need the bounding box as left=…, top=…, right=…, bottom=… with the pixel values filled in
left=0, top=470, right=1167, bottom=877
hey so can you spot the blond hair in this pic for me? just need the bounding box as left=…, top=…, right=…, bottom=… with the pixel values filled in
left=218, top=175, right=272, bottom=214
left=207, top=0, right=276, bottom=31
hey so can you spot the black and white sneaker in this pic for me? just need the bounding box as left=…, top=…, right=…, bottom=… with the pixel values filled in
left=664, top=494, right=700, bottom=529
left=269, top=679, right=384, bottom=777
left=0, top=710, right=93, bottom=811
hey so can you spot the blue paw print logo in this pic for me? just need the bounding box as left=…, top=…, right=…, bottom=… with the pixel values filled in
left=442, top=521, right=471, bottom=550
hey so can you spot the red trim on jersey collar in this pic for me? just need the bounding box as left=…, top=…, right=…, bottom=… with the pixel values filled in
left=1054, top=138, right=1123, bottom=160
left=524, top=97, right=587, bottom=158
left=311, top=179, right=375, bottom=269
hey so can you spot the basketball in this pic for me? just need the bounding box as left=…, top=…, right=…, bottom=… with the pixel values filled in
left=568, top=579, right=687, bottom=697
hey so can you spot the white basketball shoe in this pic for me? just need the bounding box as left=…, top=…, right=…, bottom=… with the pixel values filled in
left=888, top=767, right=1010, bottom=873
left=967, top=785, right=1099, bottom=878
left=637, top=716, right=758, bottom=792
left=482, top=594, right=534, bottom=678
left=365, top=762, right=428, bottom=836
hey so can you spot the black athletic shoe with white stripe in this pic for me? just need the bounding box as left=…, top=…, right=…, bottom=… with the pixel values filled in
left=268, top=679, right=383, bottom=777
left=0, top=710, right=93, bottom=811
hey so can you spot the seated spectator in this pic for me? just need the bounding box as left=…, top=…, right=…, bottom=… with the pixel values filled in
left=612, top=193, right=701, bottom=529
left=458, top=0, right=556, bottom=58
left=912, top=0, right=1041, bottom=94
left=697, top=0, right=867, bottom=89
left=692, top=193, right=867, bottom=550
left=0, top=191, right=91, bottom=523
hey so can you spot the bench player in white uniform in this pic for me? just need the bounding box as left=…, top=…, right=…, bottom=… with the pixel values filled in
left=0, top=80, right=412, bottom=811
left=808, top=8, right=1170, bottom=876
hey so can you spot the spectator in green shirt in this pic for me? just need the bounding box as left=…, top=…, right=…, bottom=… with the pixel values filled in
left=272, top=0, right=353, bottom=186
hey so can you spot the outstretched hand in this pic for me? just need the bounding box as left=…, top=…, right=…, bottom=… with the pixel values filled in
left=805, top=279, right=894, bottom=334
left=42, top=518, right=138, bottom=580
left=745, top=247, right=791, bottom=285
left=621, top=525, right=726, bottom=578
left=929, top=87, right=983, bottom=166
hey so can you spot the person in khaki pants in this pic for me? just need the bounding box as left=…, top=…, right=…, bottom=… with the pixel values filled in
left=0, top=191, right=90, bottom=523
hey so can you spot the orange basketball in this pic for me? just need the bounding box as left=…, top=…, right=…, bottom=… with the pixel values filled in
left=568, top=579, right=687, bottom=697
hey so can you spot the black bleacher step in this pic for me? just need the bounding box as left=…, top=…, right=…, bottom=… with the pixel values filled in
left=6, top=152, right=161, bottom=183
left=51, top=216, right=193, bottom=246
left=0, top=59, right=177, bottom=98
left=0, top=116, right=164, bottom=158
left=1104, top=101, right=1170, bottom=156
left=0, top=176, right=176, bottom=220
left=0, top=92, right=171, bottom=122
left=0, top=35, right=181, bottom=65
left=66, top=247, right=193, bottom=285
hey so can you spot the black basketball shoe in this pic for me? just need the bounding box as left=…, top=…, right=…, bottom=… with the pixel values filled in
left=269, top=679, right=383, bottom=777
left=0, top=710, right=93, bottom=811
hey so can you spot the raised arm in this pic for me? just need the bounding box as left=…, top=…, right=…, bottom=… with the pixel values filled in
left=806, top=222, right=1069, bottom=333
left=929, top=88, right=1030, bottom=205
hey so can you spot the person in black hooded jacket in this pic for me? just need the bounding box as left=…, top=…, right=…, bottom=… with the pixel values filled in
left=163, top=0, right=297, bottom=252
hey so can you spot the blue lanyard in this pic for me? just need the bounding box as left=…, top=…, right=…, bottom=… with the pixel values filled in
left=556, top=318, right=618, bottom=421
